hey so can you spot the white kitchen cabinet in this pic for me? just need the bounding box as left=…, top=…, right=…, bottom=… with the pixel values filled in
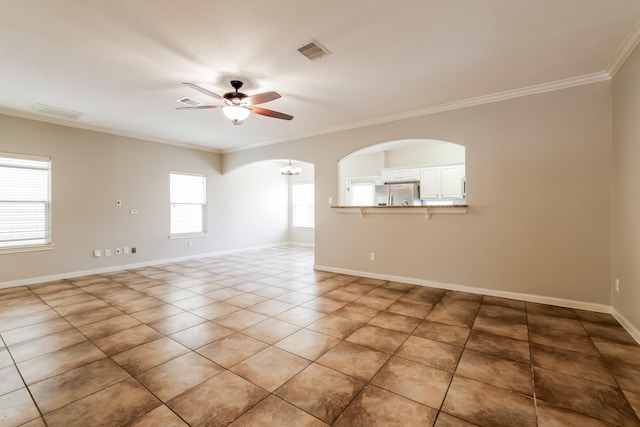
left=420, top=164, right=465, bottom=200
left=381, top=168, right=420, bottom=183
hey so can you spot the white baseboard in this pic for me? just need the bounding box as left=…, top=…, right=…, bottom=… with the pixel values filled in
left=611, top=307, right=640, bottom=345
left=314, top=264, right=612, bottom=313
left=0, top=242, right=292, bottom=289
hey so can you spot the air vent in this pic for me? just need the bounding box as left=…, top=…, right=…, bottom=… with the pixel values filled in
left=177, top=97, right=202, bottom=107
left=32, top=104, right=85, bottom=120
left=297, top=40, right=330, bottom=61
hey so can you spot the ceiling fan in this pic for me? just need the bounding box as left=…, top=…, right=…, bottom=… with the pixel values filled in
left=178, top=80, right=293, bottom=125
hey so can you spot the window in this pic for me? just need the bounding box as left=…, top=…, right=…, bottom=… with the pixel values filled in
left=291, top=183, right=314, bottom=228
left=170, top=172, right=206, bottom=236
left=0, top=152, right=51, bottom=252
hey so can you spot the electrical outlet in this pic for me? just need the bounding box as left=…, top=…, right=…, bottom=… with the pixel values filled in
left=615, top=279, right=620, bottom=292
left=123, top=247, right=130, bottom=255
left=115, top=248, right=122, bottom=255
left=104, top=249, right=111, bottom=256
left=188, top=240, right=193, bottom=248
left=116, top=200, right=122, bottom=207
left=370, top=252, right=376, bottom=261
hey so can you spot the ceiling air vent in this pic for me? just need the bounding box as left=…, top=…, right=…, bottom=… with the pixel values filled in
left=297, top=40, right=330, bottom=61
left=32, top=104, right=85, bottom=120
left=177, top=97, right=202, bottom=107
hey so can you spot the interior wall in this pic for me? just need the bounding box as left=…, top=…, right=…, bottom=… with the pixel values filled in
left=611, top=44, right=640, bottom=333
left=384, top=142, right=465, bottom=168
left=0, top=115, right=289, bottom=285
left=224, top=81, right=613, bottom=306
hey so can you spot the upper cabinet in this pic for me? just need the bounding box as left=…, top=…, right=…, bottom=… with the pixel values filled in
left=381, top=168, right=420, bottom=183
left=420, top=164, right=465, bottom=200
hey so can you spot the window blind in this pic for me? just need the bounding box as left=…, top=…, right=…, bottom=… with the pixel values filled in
left=0, top=153, right=51, bottom=250
left=170, top=172, right=206, bottom=235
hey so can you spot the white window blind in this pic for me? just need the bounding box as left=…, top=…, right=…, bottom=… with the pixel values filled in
left=291, top=183, right=314, bottom=228
left=348, top=178, right=379, bottom=206
left=0, top=153, right=51, bottom=250
left=170, top=172, right=206, bottom=236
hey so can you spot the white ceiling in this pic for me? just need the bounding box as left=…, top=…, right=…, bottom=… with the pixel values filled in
left=1, top=1, right=640, bottom=153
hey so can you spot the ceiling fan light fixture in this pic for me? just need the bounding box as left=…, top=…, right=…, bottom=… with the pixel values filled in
left=222, top=105, right=251, bottom=124
left=280, top=160, right=301, bottom=176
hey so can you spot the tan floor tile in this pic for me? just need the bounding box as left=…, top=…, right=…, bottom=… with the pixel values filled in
left=147, top=312, right=206, bottom=335
left=191, top=301, right=240, bottom=320
left=53, top=299, right=109, bottom=316
left=0, top=308, right=61, bottom=332
left=386, top=300, right=432, bottom=319
left=335, top=384, right=437, bottom=426
left=412, top=319, right=470, bottom=347
left=17, top=341, right=107, bottom=384
left=332, top=303, right=380, bottom=323
left=434, top=412, right=479, bottom=426
left=442, top=376, right=536, bottom=427
left=241, top=317, right=300, bottom=344
left=582, top=321, right=638, bottom=345
left=29, top=358, right=129, bottom=413
left=1, top=318, right=72, bottom=346
left=481, top=295, right=525, bottom=310
left=302, top=297, right=347, bottom=313
left=346, top=324, right=407, bottom=354
left=0, top=365, right=24, bottom=396
left=472, top=315, right=528, bottom=341
left=371, top=356, right=451, bottom=408
left=352, top=294, right=395, bottom=310
left=205, top=287, right=246, bottom=300
left=136, top=352, right=224, bottom=402
left=526, top=302, right=577, bottom=318
left=529, top=327, right=599, bottom=356
left=426, top=300, right=478, bottom=328
left=477, top=304, right=527, bottom=323
left=368, top=311, right=421, bottom=334
left=317, top=341, right=390, bottom=381
left=169, top=321, right=234, bottom=349
left=114, top=296, right=164, bottom=314
left=536, top=401, right=616, bottom=427
left=17, top=417, right=47, bottom=427
left=229, top=394, right=328, bottom=426
left=0, top=348, right=11, bottom=369
left=62, top=305, right=124, bottom=327
left=274, top=290, right=316, bottom=305
left=197, top=332, right=268, bottom=368
left=575, top=310, right=620, bottom=325
left=465, top=329, right=530, bottom=364
left=44, top=292, right=96, bottom=308
left=231, top=346, right=310, bottom=392
left=127, top=405, right=189, bottom=427
left=247, top=299, right=295, bottom=317
left=396, top=335, right=462, bottom=372
left=276, top=306, right=326, bottom=326
left=154, top=289, right=198, bottom=303
left=607, top=359, right=640, bottom=394
left=112, top=337, right=189, bottom=376
left=94, top=324, right=163, bottom=356
left=225, top=293, right=268, bottom=308
left=308, top=315, right=363, bottom=339
left=214, top=309, right=269, bottom=330
left=455, top=349, right=533, bottom=396
left=171, top=295, right=216, bottom=311
left=168, top=370, right=267, bottom=426
left=528, top=313, right=587, bottom=335
left=44, top=378, right=160, bottom=427
left=531, top=342, right=617, bottom=386
left=76, top=314, right=141, bottom=340
left=534, top=367, right=638, bottom=425
left=10, top=329, right=88, bottom=362
left=624, top=389, right=640, bottom=420
left=275, top=328, right=341, bottom=360
left=0, top=388, right=42, bottom=427
left=592, top=337, right=640, bottom=366
left=276, top=363, right=365, bottom=424
left=129, top=304, right=184, bottom=323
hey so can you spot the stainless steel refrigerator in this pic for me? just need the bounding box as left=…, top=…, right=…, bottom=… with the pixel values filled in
left=374, top=183, right=420, bottom=206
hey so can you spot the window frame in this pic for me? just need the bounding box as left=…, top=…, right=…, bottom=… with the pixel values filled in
left=0, top=152, right=53, bottom=254
left=169, top=171, right=207, bottom=239
left=290, top=182, right=315, bottom=229
left=347, top=176, right=381, bottom=206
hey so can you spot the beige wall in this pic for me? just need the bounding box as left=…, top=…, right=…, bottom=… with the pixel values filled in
left=612, top=45, right=640, bottom=332
left=225, top=82, right=613, bottom=306
left=0, top=115, right=289, bottom=284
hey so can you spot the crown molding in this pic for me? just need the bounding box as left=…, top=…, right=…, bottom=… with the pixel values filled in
left=225, top=71, right=611, bottom=153
left=606, top=18, right=640, bottom=77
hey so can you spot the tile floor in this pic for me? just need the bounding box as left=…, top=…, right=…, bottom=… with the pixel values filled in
left=1, top=245, right=639, bottom=426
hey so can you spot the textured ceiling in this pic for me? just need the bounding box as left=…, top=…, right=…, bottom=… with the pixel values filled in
left=1, top=0, right=639, bottom=152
